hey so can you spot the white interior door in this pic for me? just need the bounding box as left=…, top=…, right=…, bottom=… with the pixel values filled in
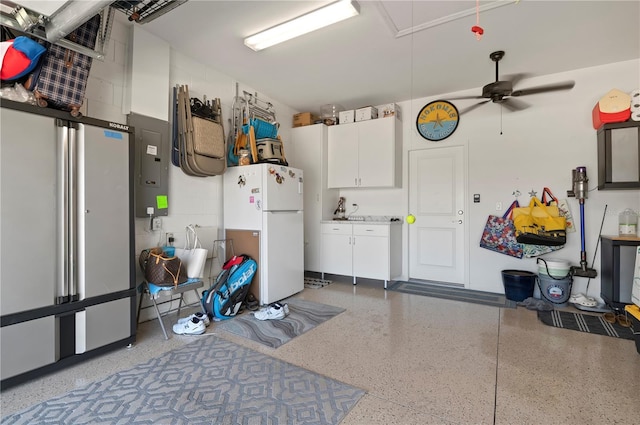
left=408, top=146, right=466, bottom=285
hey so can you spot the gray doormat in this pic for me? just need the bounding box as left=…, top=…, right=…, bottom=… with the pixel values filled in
left=387, top=281, right=517, bottom=308
left=1, top=336, right=364, bottom=425
left=537, top=310, right=636, bottom=340
left=216, top=298, right=345, bottom=348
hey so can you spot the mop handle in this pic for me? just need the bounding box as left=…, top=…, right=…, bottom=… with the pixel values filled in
left=579, top=201, right=586, bottom=252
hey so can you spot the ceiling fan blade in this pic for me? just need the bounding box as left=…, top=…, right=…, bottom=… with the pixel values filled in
left=501, top=73, right=531, bottom=88
left=511, top=81, right=575, bottom=97
left=459, top=100, right=490, bottom=115
left=447, top=95, right=484, bottom=100
left=501, top=97, right=529, bottom=111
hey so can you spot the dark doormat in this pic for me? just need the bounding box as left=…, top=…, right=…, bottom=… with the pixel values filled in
left=537, top=310, right=636, bottom=340
left=387, top=281, right=516, bottom=308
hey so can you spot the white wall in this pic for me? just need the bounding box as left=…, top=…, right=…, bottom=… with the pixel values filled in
left=344, top=59, right=640, bottom=298
left=87, top=17, right=297, bottom=321
left=87, top=13, right=639, bottom=307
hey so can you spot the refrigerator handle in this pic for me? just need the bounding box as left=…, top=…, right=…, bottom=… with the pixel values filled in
left=75, top=124, right=85, bottom=301
left=56, top=121, right=69, bottom=304
left=68, top=124, right=79, bottom=302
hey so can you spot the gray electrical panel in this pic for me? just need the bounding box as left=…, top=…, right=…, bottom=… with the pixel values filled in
left=129, top=113, right=170, bottom=217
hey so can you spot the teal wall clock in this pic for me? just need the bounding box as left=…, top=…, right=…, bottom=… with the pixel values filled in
left=416, top=100, right=459, bottom=141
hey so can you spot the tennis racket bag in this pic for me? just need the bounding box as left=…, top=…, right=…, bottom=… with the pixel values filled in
left=201, top=254, right=257, bottom=320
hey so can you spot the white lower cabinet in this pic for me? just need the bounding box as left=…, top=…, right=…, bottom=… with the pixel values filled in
left=321, top=222, right=401, bottom=287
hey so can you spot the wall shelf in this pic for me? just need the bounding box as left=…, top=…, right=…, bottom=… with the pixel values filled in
left=597, top=120, right=640, bottom=190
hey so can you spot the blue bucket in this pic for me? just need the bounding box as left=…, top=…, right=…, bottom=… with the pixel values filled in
left=501, top=270, right=536, bottom=302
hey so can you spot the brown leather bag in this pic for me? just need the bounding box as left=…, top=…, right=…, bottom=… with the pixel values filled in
left=139, top=248, right=188, bottom=287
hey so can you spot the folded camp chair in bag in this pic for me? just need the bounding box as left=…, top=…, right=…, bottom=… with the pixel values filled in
left=176, top=84, right=226, bottom=176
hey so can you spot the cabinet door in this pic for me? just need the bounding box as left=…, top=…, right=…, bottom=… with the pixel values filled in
left=291, top=125, right=325, bottom=272
left=358, top=118, right=396, bottom=187
left=82, top=124, right=132, bottom=298
left=1, top=109, right=58, bottom=314
left=353, top=225, right=390, bottom=280
left=328, top=123, right=358, bottom=188
left=321, top=223, right=353, bottom=275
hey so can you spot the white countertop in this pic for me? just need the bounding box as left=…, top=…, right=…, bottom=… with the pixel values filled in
left=321, top=219, right=402, bottom=225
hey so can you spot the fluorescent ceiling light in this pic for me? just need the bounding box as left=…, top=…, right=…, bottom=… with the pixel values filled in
left=244, top=0, right=360, bottom=51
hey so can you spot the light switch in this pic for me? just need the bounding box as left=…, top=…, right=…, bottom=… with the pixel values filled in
left=473, top=194, right=480, bottom=203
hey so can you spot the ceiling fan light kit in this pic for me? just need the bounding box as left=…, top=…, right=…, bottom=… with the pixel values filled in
left=244, top=0, right=360, bottom=51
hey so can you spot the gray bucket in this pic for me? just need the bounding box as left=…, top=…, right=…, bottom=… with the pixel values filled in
left=537, top=273, right=572, bottom=307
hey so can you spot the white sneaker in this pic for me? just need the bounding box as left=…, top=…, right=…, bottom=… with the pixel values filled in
left=177, top=312, right=210, bottom=327
left=172, top=317, right=206, bottom=335
left=272, top=302, right=289, bottom=316
left=254, top=304, right=286, bottom=321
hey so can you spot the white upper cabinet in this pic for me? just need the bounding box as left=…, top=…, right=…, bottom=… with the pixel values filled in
left=327, top=116, right=402, bottom=188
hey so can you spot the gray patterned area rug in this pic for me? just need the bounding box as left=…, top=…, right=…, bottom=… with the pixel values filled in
left=216, top=298, right=345, bottom=348
left=1, top=336, right=365, bottom=425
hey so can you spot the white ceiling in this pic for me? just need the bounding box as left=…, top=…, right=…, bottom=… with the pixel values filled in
left=141, top=0, right=640, bottom=114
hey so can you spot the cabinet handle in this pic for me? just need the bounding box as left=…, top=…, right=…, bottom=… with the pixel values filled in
left=353, top=236, right=356, bottom=245
left=358, top=178, right=361, bottom=186
left=355, top=178, right=357, bottom=186
left=349, top=236, right=351, bottom=244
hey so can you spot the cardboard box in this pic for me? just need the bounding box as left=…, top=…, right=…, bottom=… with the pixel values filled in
left=376, top=103, right=401, bottom=120
left=293, top=112, right=319, bottom=127
left=355, top=106, right=378, bottom=122
left=339, top=110, right=355, bottom=124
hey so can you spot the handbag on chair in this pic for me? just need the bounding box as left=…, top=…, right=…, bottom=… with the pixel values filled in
left=139, top=247, right=188, bottom=287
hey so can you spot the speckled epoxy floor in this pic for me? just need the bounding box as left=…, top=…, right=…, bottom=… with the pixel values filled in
left=2, top=275, right=639, bottom=424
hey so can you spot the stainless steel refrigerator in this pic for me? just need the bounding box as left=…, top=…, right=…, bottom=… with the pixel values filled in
left=0, top=101, right=136, bottom=389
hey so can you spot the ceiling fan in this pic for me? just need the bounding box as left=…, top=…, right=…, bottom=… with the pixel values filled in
left=450, top=50, right=575, bottom=114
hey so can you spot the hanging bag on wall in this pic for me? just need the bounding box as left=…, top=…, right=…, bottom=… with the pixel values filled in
left=479, top=200, right=523, bottom=258
left=513, top=197, right=567, bottom=246
left=174, top=225, right=208, bottom=279
left=541, top=187, right=576, bottom=233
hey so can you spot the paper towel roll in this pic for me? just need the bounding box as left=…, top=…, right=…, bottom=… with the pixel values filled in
left=631, top=89, right=640, bottom=111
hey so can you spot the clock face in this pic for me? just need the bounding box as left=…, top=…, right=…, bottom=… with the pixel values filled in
left=416, top=100, right=459, bottom=141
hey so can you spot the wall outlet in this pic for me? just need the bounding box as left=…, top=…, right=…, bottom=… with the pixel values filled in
left=166, top=232, right=174, bottom=246
left=151, top=217, right=162, bottom=230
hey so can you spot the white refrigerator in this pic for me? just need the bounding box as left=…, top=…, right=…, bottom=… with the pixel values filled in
left=223, top=163, right=304, bottom=305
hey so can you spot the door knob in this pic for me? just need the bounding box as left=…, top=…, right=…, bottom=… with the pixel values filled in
left=458, top=210, right=463, bottom=215
left=458, top=220, right=463, bottom=224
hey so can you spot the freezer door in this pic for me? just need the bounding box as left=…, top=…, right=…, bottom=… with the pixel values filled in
left=1, top=109, right=59, bottom=313
left=262, top=165, right=303, bottom=212
left=223, top=165, right=263, bottom=230
left=261, top=210, right=304, bottom=304
left=78, top=124, right=132, bottom=299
